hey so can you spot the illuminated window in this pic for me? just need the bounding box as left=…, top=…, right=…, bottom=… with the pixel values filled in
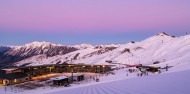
left=14, top=79, right=17, bottom=83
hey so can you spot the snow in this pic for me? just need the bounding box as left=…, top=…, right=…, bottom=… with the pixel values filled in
left=24, top=41, right=62, bottom=48
left=1, top=67, right=189, bottom=94
left=15, top=48, right=100, bottom=66
left=95, top=44, right=120, bottom=49
left=72, top=74, right=84, bottom=76
left=2, top=68, right=18, bottom=71
left=1, top=33, right=190, bottom=94
left=46, top=69, right=190, bottom=94
left=73, top=44, right=94, bottom=49
left=14, top=33, right=190, bottom=69
left=51, top=76, right=68, bottom=80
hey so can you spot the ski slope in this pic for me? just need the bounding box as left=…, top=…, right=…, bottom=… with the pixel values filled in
left=0, top=66, right=190, bottom=94
left=46, top=69, right=190, bottom=94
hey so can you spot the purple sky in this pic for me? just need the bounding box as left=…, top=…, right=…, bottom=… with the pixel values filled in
left=0, top=0, right=190, bottom=45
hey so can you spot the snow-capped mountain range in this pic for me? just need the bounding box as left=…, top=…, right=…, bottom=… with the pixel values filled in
left=4, top=41, right=78, bottom=57
left=0, top=41, right=78, bottom=68
left=1, top=32, right=190, bottom=70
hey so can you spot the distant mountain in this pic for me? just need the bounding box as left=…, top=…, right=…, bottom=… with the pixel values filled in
left=0, top=46, right=13, bottom=68
left=4, top=41, right=78, bottom=57
left=73, top=44, right=94, bottom=49
left=1, top=32, right=190, bottom=70
left=0, top=41, right=78, bottom=68
left=13, top=32, right=190, bottom=70
left=0, top=46, right=12, bottom=53
left=94, top=44, right=120, bottom=49
left=0, top=46, right=13, bottom=58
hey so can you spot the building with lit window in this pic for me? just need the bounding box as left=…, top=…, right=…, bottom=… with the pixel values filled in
left=0, top=64, right=112, bottom=85
left=0, top=68, right=30, bottom=85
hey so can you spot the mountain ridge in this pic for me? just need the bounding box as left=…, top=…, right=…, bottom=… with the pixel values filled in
left=11, top=32, right=190, bottom=69
left=1, top=32, right=190, bottom=69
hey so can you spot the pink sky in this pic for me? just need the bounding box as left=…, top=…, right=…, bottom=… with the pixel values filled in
left=0, top=0, right=190, bottom=33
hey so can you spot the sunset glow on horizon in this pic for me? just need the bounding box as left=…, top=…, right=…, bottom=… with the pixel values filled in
left=0, top=0, right=190, bottom=45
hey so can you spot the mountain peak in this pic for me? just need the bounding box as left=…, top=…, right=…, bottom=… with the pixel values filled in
left=27, top=41, right=56, bottom=45
left=157, top=32, right=170, bottom=36
left=3, top=41, right=78, bottom=64
left=141, top=32, right=175, bottom=45
left=156, top=32, right=176, bottom=38
left=95, top=44, right=120, bottom=49
left=23, top=41, right=61, bottom=49
left=73, top=44, right=94, bottom=49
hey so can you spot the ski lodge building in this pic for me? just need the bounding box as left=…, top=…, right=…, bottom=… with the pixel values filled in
left=0, top=64, right=112, bottom=86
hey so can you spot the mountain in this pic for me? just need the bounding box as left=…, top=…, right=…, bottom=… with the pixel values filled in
left=94, top=44, right=120, bottom=49
left=0, top=46, right=14, bottom=68
left=14, top=45, right=119, bottom=66
left=0, top=46, right=12, bottom=53
left=73, top=44, right=94, bottom=49
left=4, top=41, right=78, bottom=57
left=0, top=41, right=78, bottom=68
left=2, top=32, right=190, bottom=94
left=0, top=45, right=13, bottom=57
left=13, top=32, right=190, bottom=71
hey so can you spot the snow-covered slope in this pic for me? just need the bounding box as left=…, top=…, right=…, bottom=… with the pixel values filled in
left=94, top=44, right=120, bottom=49
left=14, top=33, right=190, bottom=72
left=5, top=41, right=78, bottom=57
left=45, top=69, right=190, bottom=94
left=14, top=46, right=118, bottom=66
left=0, top=41, right=78, bottom=68
left=1, top=33, right=190, bottom=94
left=1, top=64, right=190, bottom=94
left=73, top=44, right=94, bottom=49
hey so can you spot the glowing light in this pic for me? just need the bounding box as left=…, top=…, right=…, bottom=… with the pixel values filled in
left=103, top=65, right=105, bottom=68
left=14, top=79, right=17, bottom=83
